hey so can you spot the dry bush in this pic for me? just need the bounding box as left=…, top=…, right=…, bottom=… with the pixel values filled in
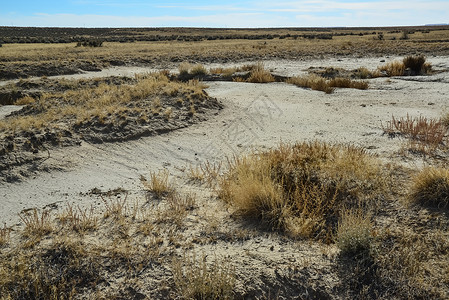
left=354, top=67, right=373, bottom=79
left=172, top=253, right=235, bottom=300
left=178, top=62, right=192, bottom=76
left=287, top=75, right=335, bottom=94
left=18, top=209, right=53, bottom=238
left=101, top=194, right=129, bottom=221
left=378, top=55, right=432, bottom=76
left=141, top=169, right=174, bottom=198
left=336, top=208, right=374, bottom=255
left=378, top=61, right=405, bottom=76
left=247, top=63, right=275, bottom=83
left=328, top=77, right=369, bottom=90
left=190, top=64, right=208, bottom=76
left=409, top=167, right=449, bottom=208
left=219, top=142, right=386, bottom=239
left=383, top=114, right=447, bottom=151
left=209, top=66, right=239, bottom=77
left=403, top=55, right=431, bottom=74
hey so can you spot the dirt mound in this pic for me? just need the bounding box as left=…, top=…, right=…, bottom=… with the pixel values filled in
left=0, top=75, right=222, bottom=182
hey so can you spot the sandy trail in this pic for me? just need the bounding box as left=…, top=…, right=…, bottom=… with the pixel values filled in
left=1, top=57, right=448, bottom=225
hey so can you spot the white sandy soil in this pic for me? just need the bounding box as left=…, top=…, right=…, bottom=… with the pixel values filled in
left=1, top=57, right=448, bottom=225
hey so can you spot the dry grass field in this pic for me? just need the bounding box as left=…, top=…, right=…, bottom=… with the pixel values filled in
left=1, top=26, right=449, bottom=79
left=1, top=26, right=449, bottom=299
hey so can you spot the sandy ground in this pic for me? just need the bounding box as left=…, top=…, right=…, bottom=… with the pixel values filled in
left=1, top=56, right=449, bottom=226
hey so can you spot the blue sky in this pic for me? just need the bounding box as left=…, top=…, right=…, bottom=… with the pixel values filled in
left=1, top=1, right=448, bottom=27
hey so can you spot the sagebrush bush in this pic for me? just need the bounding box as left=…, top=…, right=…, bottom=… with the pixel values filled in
left=219, top=142, right=386, bottom=239
left=410, top=167, right=449, bottom=208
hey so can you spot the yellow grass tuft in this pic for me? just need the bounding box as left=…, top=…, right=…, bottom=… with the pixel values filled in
left=247, top=63, right=275, bottom=83
left=287, top=74, right=335, bottom=94
left=141, top=169, right=174, bottom=198
left=383, top=114, right=448, bottom=153
left=219, top=142, right=386, bottom=239
left=378, top=61, right=405, bottom=76
left=410, top=167, right=449, bottom=208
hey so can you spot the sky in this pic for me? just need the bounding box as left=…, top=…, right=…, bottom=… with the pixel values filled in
left=1, top=1, right=448, bottom=28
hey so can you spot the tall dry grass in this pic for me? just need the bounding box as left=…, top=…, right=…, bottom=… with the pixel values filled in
left=219, top=142, right=387, bottom=239
left=383, top=114, right=448, bottom=152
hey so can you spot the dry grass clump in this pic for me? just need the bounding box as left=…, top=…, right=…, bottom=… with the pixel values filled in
left=409, top=167, right=449, bottom=208
left=383, top=114, right=448, bottom=153
left=378, top=60, right=406, bottom=76
left=247, top=63, right=275, bottom=83
left=287, top=74, right=335, bottom=94
left=336, top=209, right=374, bottom=255
left=18, top=209, right=53, bottom=238
left=376, top=228, right=449, bottom=299
left=190, top=64, right=208, bottom=76
left=178, top=62, right=208, bottom=78
left=287, top=75, right=368, bottom=93
left=378, top=55, right=432, bottom=76
left=141, top=169, right=174, bottom=198
left=0, top=182, right=200, bottom=299
left=172, top=253, right=235, bottom=300
left=57, top=203, right=98, bottom=233
left=219, top=142, right=386, bottom=239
